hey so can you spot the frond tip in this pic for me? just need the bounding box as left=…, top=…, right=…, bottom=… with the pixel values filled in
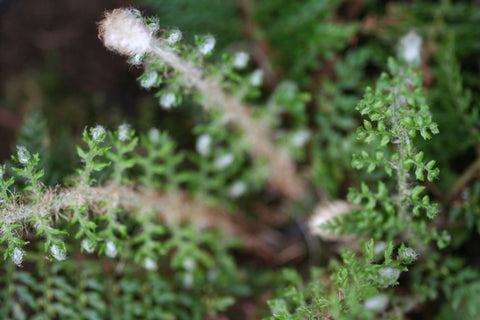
left=98, top=8, right=153, bottom=57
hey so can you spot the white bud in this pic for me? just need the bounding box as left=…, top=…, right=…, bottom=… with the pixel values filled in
left=398, top=30, right=422, bottom=64
left=207, top=269, right=218, bottom=283
left=183, top=257, right=196, bottom=271
left=11, top=247, right=24, bottom=266
left=118, top=123, right=130, bottom=142
left=98, top=8, right=153, bottom=57
left=364, top=294, right=389, bottom=312
left=196, top=134, right=212, bottom=156
left=146, top=19, right=160, bottom=33
left=16, top=146, right=30, bottom=165
left=81, top=239, right=96, bottom=254
left=291, top=130, right=310, bottom=147
left=249, top=69, right=263, bottom=87
left=159, top=92, right=177, bottom=109
left=214, top=153, right=234, bottom=170
left=0, top=166, right=3, bottom=178
left=228, top=181, right=247, bottom=198
left=140, top=71, right=159, bottom=89
left=377, top=267, right=400, bottom=288
left=129, top=54, right=144, bottom=66
left=148, top=128, right=160, bottom=143
left=144, top=257, right=158, bottom=271
left=183, top=273, right=194, bottom=288
left=399, top=247, right=418, bottom=263
left=167, top=29, right=182, bottom=45
left=50, top=244, right=66, bottom=261
left=105, top=241, right=118, bottom=258
left=199, top=35, right=215, bottom=55
left=91, top=125, right=106, bottom=142
left=233, top=52, right=249, bottom=69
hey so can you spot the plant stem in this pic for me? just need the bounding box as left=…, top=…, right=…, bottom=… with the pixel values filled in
left=446, top=156, right=480, bottom=203
left=149, top=40, right=305, bottom=199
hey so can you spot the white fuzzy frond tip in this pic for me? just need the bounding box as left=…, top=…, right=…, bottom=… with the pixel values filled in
left=167, top=29, right=182, bottom=45
left=199, top=35, right=216, bottom=55
left=233, top=52, right=249, bottom=69
left=98, top=8, right=153, bottom=57
left=11, top=247, right=24, bottom=266
left=398, top=30, right=422, bottom=64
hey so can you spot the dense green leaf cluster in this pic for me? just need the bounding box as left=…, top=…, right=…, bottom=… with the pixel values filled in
left=0, top=124, right=247, bottom=318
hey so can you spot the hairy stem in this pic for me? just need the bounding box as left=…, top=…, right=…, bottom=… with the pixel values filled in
left=149, top=39, right=305, bottom=199
left=391, top=86, right=412, bottom=224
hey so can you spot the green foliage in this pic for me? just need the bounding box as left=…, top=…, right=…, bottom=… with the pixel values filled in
left=187, top=114, right=268, bottom=203
left=0, top=244, right=243, bottom=320
left=141, top=0, right=242, bottom=52
left=265, top=55, right=448, bottom=318
left=410, top=252, right=480, bottom=319
left=2, top=1, right=480, bottom=318
left=311, top=48, right=372, bottom=196
left=323, top=58, right=446, bottom=248
left=267, top=240, right=413, bottom=319
left=76, top=126, right=111, bottom=186
left=0, top=124, right=247, bottom=318
left=14, top=111, right=75, bottom=186
left=449, top=180, right=480, bottom=246
left=255, top=0, right=357, bottom=84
